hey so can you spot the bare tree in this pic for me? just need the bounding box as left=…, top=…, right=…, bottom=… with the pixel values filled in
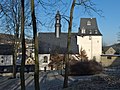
left=0, top=0, right=103, bottom=89
left=31, top=0, right=40, bottom=90
left=49, top=54, right=64, bottom=70
left=63, top=0, right=103, bottom=88
left=79, top=48, right=88, bottom=61
left=63, top=0, right=76, bottom=88
left=0, top=0, right=21, bottom=78
left=20, top=0, right=26, bottom=89
left=35, top=0, right=102, bottom=88
left=0, top=0, right=31, bottom=78
left=117, top=32, right=120, bottom=43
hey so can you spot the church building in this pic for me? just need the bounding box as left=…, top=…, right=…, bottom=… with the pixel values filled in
left=38, top=11, right=102, bottom=70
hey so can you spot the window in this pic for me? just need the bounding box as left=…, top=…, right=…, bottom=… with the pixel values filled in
left=95, top=30, right=98, bottom=34
left=1, top=56, right=4, bottom=59
left=43, top=56, right=48, bottom=63
left=110, top=51, right=113, bottom=54
left=49, top=48, right=51, bottom=52
left=89, top=30, right=92, bottom=34
left=87, top=20, right=91, bottom=25
left=1, top=60, right=3, bottom=63
left=89, top=36, right=92, bottom=40
left=81, top=27, right=85, bottom=34
left=107, top=56, right=112, bottom=59
left=57, top=19, right=59, bottom=23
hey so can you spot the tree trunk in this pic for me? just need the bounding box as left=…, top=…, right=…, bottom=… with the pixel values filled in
left=63, top=0, right=76, bottom=88
left=13, top=41, right=17, bottom=78
left=13, top=24, right=19, bottom=78
left=31, top=0, right=40, bottom=90
left=20, top=0, right=26, bottom=90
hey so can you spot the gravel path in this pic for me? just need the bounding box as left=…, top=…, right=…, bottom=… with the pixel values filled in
left=0, top=67, right=120, bottom=90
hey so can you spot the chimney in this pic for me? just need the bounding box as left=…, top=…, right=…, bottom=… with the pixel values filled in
left=55, top=11, right=61, bottom=38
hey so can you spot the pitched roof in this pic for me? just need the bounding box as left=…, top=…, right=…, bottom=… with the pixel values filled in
left=38, top=33, right=79, bottom=54
left=111, top=43, right=120, bottom=54
left=0, top=33, right=14, bottom=44
left=78, top=18, right=102, bottom=36
left=102, top=44, right=120, bottom=54
left=0, top=44, right=14, bottom=55
left=102, top=46, right=111, bottom=54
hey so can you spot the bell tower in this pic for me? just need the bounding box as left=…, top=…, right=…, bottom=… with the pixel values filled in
left=55, top=11, right=61, bottom=38
left=77, top=18, right=102, bottom=62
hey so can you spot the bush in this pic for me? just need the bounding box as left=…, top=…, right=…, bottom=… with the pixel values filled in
left=69, top=60, right=103, bottom=76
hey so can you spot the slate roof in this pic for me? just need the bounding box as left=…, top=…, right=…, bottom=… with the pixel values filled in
left=38, top=33, right=79, bottom=54
left=111, top=43, right=120, bottom=54
left=78, top=18, right=102, bottom=36
left=102, top=44, right=120, bottom=54
left=0, top=44, right=14, bottom=55
left=102, top=46, right=110, bottom=54
left=0, top=33, right=14, bottom=44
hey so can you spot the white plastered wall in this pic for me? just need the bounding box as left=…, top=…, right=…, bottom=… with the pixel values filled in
left=38, top=54, right=51, bottom=70
left=77, top=36, right=102, bottom=62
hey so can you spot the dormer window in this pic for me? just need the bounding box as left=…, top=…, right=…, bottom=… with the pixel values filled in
left=89, top=30, right=92, bottom=34
left=81, top=27, right=85, bottom=34
left=87, top=20, right=91, bottom=25
left=95, top=30, right=98, bottom=34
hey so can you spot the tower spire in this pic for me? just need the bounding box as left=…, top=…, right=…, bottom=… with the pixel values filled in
left=55, top=11, right=61, bottom=38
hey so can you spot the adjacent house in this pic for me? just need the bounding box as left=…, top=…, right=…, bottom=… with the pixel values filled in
left=0, top=34, right=14, bottom=66
left=16, top=42, right=35, bottom=65
left=0, top=33, right=14, bottom=44
left=101, top=45, right=120, bottom=67
left=102, top=46, right=120, bottom=55
left=0, top=44, right=14, bottom=65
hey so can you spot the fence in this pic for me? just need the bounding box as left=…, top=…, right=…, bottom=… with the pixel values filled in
left=0, top=65, right=35, bottom=73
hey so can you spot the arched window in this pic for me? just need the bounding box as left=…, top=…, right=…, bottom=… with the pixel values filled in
left=1, top=60, right=3, bottom=63
left=43, top=56, right=48, bottom=63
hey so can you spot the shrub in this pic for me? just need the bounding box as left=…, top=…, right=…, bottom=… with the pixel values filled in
left=69, top=60, right=103, bottom=76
